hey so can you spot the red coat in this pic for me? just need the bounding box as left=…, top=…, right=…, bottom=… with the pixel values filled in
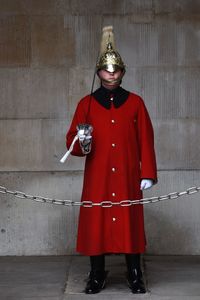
left=66, top=87, right=157, bottom=256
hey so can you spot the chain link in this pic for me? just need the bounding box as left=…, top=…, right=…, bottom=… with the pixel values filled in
left=0, top=185, right=200, bottom=208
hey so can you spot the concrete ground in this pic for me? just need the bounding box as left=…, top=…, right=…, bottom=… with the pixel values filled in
left=0, top=255, right=200, bottom=300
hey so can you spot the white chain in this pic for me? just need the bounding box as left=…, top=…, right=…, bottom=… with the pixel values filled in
left=0, top=185, right=200, bottom=208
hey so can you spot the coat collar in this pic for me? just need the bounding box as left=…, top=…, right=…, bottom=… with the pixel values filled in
left=92, top=85, right=129, bottom=109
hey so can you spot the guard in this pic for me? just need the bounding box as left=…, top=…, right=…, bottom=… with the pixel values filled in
left=66, top=26, right=157, bottom=294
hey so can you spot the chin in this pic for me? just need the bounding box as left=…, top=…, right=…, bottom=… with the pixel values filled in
left=103, top=81, right=120, bottom=89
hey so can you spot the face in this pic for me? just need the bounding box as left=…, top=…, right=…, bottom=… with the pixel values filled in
left=98, top=69, right=124, bottom=90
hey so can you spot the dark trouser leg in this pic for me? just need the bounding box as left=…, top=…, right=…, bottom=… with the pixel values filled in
left=90, top=255, right=105, bottom=272
left=125, top=253, right=141, bottom=272
left=125, top=254, right=146, bottom=294
left=85, top=255, right=107, bottom=294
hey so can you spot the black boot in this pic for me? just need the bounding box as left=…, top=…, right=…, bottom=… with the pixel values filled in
left=85, top=255, right=108, bottom=294
left=125, top=254, right=146, bottom=294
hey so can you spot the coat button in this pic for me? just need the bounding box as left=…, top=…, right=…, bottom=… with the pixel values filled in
left=111, top=119, right=115, bottom=123
left=112, top=143, right=116, bottom=147
left=112, top=167, right=116, bottom=172
left=112, top=193, right=116, bottom=197
left=112, top=217, right=116, bottom=221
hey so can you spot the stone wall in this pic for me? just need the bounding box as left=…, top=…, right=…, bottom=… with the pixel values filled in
left=0, top=0, right=199, bottom=255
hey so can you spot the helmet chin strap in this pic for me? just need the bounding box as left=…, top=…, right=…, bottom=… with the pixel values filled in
left=102, top=77, right=122, bottom=84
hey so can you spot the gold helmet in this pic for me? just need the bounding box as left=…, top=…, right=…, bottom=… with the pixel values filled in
left=96, top=26, right=125, bottom=73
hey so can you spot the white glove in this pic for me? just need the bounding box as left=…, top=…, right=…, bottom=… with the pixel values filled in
left=77, top=129, right=92, bottom=154
left=77, top=129, right=92, bottom=144
left=140, top=179, right=153, bottom=190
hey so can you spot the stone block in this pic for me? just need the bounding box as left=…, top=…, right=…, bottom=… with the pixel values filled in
left=0, top=256, right=70, bottom=298
left=144, top=170, right=200, bottom=254
left=31, top=16, right=75, bottom=67
left=0, top=15, right=30, bottom=67
left=121, top=20, right=200, bottom=68
left=67, top=0, right=153, bottom=15
left=0, top=119, right=85, bottom=171
left=177, top=21, right=200, bottom=65
left=146, top=256, right=200, bottom=296
left=0, top=0, right=154, bottom=16
left=68, top=67, right=98, bottom=98
left=119, top=21, right=178, bottom=68
left=0, top=0, right=23, bottom=14
left=0, top=171, right=83, bottom=255
left=137, top=67, right=200, bottom=119
left=154, top=119, right=200, bottom=170
left=0, top=68, right=70, bottom=119
left=154, top=0, right=200, bottom=14
left=64, top=15, right=103, bottom=69
left=0, top=0, right=70, bottom=15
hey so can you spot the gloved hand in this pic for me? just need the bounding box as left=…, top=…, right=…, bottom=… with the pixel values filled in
left=77, top=129, right=92, bottom=145
left=140, top=179, right=153, bottom=190
left=77, top=127, right=92, bottom=154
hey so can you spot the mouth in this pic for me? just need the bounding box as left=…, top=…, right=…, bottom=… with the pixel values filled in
left=103, top=78, right=121, bottom=84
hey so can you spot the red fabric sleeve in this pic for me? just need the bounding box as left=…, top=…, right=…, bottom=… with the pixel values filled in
left=66, top=97, right=88, bottom=157
left=136, top=97, right=157, bottom=184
